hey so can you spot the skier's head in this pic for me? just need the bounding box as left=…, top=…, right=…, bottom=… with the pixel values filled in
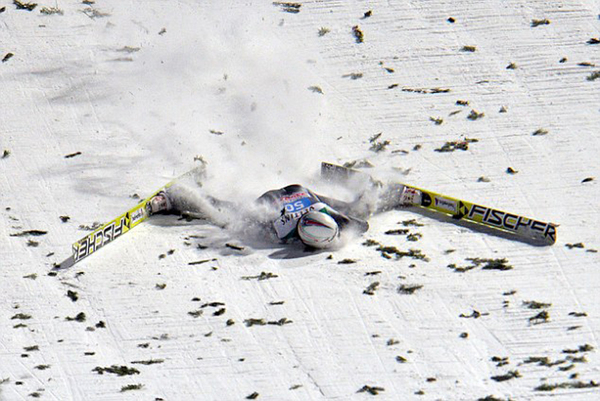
left=297, top=211, right=339, bottom=249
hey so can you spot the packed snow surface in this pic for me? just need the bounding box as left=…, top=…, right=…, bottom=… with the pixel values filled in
left=1, top=0, right=599, bottom=400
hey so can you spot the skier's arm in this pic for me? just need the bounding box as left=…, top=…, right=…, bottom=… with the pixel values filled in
left=312, top=193, right=354, bottom=215
left=325, top=205, right=369, bottom=234
left=312, top=193, right=369, bottom=233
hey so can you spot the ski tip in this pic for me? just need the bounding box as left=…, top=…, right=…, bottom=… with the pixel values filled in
left=52, top=256, right=75, bottom=271
left=321, top=161, right=356, bottom=181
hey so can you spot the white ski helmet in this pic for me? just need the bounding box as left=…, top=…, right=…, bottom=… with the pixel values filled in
left=297, top=211, right=339, bottom=248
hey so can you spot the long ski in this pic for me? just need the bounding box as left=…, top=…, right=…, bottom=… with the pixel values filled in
left=54, top=165, right=206, bottom=270
left=321, top=162, right=557, bottom=245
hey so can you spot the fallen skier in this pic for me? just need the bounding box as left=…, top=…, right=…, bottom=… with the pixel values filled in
left=57, top=162, right=556, bottom=270
left=148, top=182, right=421, bottom=249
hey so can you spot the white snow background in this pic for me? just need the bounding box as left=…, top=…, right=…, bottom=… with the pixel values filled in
left=1, top=0, right=599, bottom=400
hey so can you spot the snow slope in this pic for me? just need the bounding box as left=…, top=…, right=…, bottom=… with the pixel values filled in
left=1, top=0, right=599, bottom=400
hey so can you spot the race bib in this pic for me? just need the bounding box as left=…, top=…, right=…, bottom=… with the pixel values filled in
left=273, top=201, right=327, bottom=240
left=283, top=197, right=312, bottom=213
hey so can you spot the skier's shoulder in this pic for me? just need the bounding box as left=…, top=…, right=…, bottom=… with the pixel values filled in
left=280, top=184, right=317, bottom=200
left=258, top=184, right=318, bottom=205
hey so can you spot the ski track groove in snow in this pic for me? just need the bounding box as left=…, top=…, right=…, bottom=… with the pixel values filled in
left=1, top=0, right=600, bottom=400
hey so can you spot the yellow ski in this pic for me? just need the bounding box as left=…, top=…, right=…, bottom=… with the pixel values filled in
left=55, top=165, right=205, bottom=270
left=321, top=162, right=557, bottom=245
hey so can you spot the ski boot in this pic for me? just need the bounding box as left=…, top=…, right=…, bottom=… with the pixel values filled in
left=148, top=191, right=172, bottom=214
left=399, top=187, right=422, bottom=206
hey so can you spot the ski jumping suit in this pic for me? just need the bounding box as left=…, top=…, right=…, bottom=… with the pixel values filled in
left=257, top=185, right=369, bottom=242
left=166, top=184, right=369, bottom=243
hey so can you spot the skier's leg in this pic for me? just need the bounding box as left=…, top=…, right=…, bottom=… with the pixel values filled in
left=357, top=184, right=422, bottom=214
left=152, top=184, right=234, bottom=227
left=377, top=184, right=422, bottom=209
